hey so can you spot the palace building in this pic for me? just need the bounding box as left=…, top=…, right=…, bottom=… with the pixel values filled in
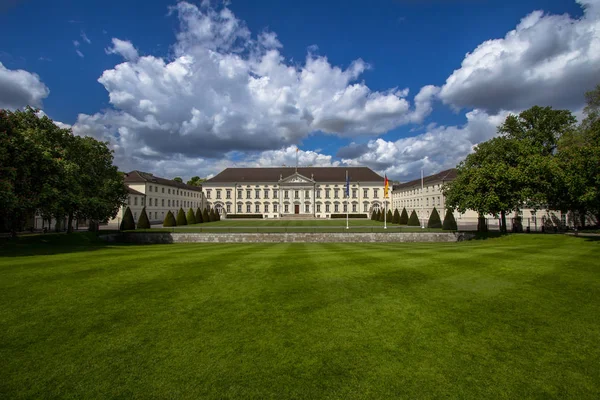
left=202, top=167, right=388, bottom=218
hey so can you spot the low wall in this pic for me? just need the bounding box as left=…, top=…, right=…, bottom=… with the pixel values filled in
left=103, top=232, right=474, bottom=244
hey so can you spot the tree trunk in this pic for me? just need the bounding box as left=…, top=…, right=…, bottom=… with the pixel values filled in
left=500, top=210, right=507, bottom=234
left=579, top=210, right=586, bottom=229
left=67, top=211, right=74, bottom=234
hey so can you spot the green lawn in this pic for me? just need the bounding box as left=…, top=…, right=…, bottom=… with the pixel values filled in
left=1, top=234, right=599, bottom=398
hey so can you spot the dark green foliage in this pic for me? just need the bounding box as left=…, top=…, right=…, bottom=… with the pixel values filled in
left=202, top=208, right=210, bottom=223
left=137, top=207, right=150, bottom=229
left=226, top=214, right=263, bottom=219
left=387, top=209, right=393, bottom=222
left=408, top=210, right=420, bottom=226
left=215, top=209, right=221, bottom=221
left=195, top=207, right=203, bottom=223
left=427, top=207, right=442, bottom=229
left=120, top=207, right=135, bottom=231
left=163, top=211, right=176, bottom=227
left=371, top=210, right=377, bottom=220
left=176, top=208, right=187, bottom=226
left=477, top=216, right=488, bottom=233
left=209, top=209, right=216, bottom=222
left=378, top=210, right=384, bottom=222
left=330, top=214, right=368, bottom=219
left=186, top=208, right=196, bottom=225
left=393, top=209, right=400, bottom=224
left=442, top=209, right=458, bottom=230
left=399, top=208, right=409, bottom=224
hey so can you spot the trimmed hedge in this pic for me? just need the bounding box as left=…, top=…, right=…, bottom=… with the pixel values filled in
left=387, top=210, right=393, bottom=222
left=186, top=208, right=196, bottom=225
left=195, top=207, right=203, bottom=223
left=393, top=209, right=400, bottom=224
left=442, top=209, right=457, bottom=230
left=226, top=214, right=264, bottom=219
left=330, top=214, right=368, bottom=218
left=407, top=210, right=420, bottom=226
left=176, top=208, right=187, bottom=226
left=202, top=208, right=210, bottom=223
left=427, top=207, right=442, bottom=229
left=208, top=209, right=215, bottom=222
left=378, top=210, right=384, bottom=222
left=215, top=209, right=221, bottom=221
left=137, top=207, right=151, bottom=229
left=120, top=207, right=135, bottom=231
left=163, top=210, right=176, bottom=227
left=399, top=207, right=409, bottom=225
left=371, top=210, right=377, bottom=220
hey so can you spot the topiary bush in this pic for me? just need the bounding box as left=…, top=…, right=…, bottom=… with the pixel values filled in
left=163, top=210, right=176, bottom=227
left=371, top=210, right=377, bottom=220
left=176, top=208, right=187, bottom=226
left=399, top=208, right=409, bottom=225
left=202, top=208, right=210, bottom=223
left=407, top=210, right=420, bottom=226
left=393, top=209, right=400, bottom=224
left=187, top=208, right=196, bottom=224
left=120, top=207, right=135, bottom=231
left=378, top=210, right=384, bottom=222
left=137, top=207, right=151, bottom=229
left=195, top=207, right=203, bottom=223
left=387, top=209, right=393, bottom=222
left=442, top=209, right=457, bottom=230
left=215, top=209, right=221, bottom=221
left=427, top=207, right=442, bottom=229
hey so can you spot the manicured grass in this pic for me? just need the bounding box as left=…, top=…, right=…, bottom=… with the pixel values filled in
left=1, top=235, right=599, bottom=398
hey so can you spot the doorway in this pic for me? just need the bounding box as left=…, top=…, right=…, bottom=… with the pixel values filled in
left=294, top=205, right=300, bottom=214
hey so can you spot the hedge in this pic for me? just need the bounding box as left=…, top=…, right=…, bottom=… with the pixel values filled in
left=330, top=214, right=368, bottom=218
left=407, top=210, right=420, bottom=226
left=137, top=207, right=151, bottom=229
left=399, top=207, right=409, bottom=224
left=393, top=209, right=400, bottom=224
left=186, top=208, right=196, bottom=225
left=202, top=208, right=210, bottom=223
left=442, top=209, right=457, bottom=230
left=387, top=210, right=393, bottom=222
left=427, top=207, right=442, bottom=229
left=176, top=208, right=187, bottom=226
left=226, top=214, right=264, bottom=219
left=120, top=207, right=135, bottom=231
left=163, top=210, right=176, bottom=227
left=378, top=210, right=384, bottom=222
left=195, top=207, right=203, bottom=223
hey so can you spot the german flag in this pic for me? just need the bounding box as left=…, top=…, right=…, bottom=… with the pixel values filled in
left=384, top=174, right=389, bottom=198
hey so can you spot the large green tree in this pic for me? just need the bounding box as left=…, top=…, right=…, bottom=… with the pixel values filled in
left=187, top=176, right=206, bottom=186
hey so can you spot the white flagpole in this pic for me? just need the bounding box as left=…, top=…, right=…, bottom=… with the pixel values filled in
left=346, top=170, right=349, bottom=230
left=421, top=169, right=425, bottom=229
left=384, top=178, right=387, bottom=230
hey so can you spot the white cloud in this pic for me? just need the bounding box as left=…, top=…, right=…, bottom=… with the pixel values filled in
left=76, top=50, right=84, bottom=58
left=0, top=62, right=49, bottom=110
left=80, top=31, right=91, bottom=44
left=439, top=0, right=600, bottom=113
left=105, top=38, right=139, bottom=61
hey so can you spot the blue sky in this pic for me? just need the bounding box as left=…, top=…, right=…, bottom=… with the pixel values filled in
left=0, top=0, right=597, bottom=180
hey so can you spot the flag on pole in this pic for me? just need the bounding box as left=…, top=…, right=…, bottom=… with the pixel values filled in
left=345, top=170, right=350, bottom=198
left=384, top=174, right=389, bottom=198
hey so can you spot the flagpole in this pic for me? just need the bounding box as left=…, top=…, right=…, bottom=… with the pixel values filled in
left=384, top=176, right=387, bottom=230
left=421, top=169, right=425, bottom=229
left=346, top=170, right=349, bottom=230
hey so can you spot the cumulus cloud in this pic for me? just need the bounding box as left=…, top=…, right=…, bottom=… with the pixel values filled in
left=105, top=38, right=139, bottom=61
left=73, top=1, right=435, bottom=169
left=439, top=0, right=600, bottom=113
left=0, top=62, right=49, bottom=110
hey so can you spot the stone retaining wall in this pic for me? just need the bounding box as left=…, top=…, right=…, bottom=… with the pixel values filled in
left=103, top=232, right=473, bottom=244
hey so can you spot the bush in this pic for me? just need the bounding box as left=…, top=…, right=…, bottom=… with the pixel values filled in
left=120, top=207, right=135, bottom=231
left=195, top=207, right=203, bottom=223
left=226, top=214, right=263, bottom=219
left=442, top=209, right=458, bottom=230
left=399, top=208, right=409, bottom=224
left=387, top=209, right=393, bottom=222
left=209, top=209, right=216, bottom=222
left=371, top=210, right=377, bottom=220
left=393, top=209, right=400, bottom=224
left=215, top=209, right=221, bottom=221
left=407, top=210, right=420, bottom=226
left=202, top=208, right=210, bottom=223
left=176, top=208, right=187, bottom=226
left=330, top=214, right=368, bottom=218
left=377, top=210, right=383, bottom=222
left=163, top=210, right=176, bottom=227
left=427, top=207, right=442, bottom=229
left=187, top=208, right=196, bottom=225
left=137, top=207, right=150, bottom=229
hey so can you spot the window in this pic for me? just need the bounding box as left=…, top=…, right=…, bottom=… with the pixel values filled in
left=134, top=197, right=138, bottom=206
left=225, top=190, right=231, bottom=199
left=437, top=196, right=440, bottom=206
left=274, top=203, right=278, bottom=212
left=149, top=185, right=152, bottom=192
left=317, top=204, right=321, bottom=212
left=374, top=189, right=379, bottom=198
left=426, top=198, right=429, bottom=206
left=264, top=189, right=269, bottom=199
left=334, top=189, right=339, bottom=198
left=285, top=204, right=289, bottom=213
left=246, top=204, right=251, bottom=213
left=334, top=204, right=339, bottom=212
left=273, top=190, right=278, bottom=199
left=226, top=204, right=231, bottom=213
left=162, top=188, right=164, bottom=193
left=325, top=189, right=331, bottom=198
left=238, top=190, right=242, bottom=199
left=352, top=189, right=357, bottom=199
left=363, top=204, right=368, bottom=212
left=326, top=204, right=330, bottom=212
left=285, top=190, right=289, bottom=199
left=343, top=204, right=347, bottom=212
left=162, top=199, right=165, bottom=207
left=168, top=189, right=171, bottom=194
left=294, top=190, right=299, bottom=199
left=246, top=190, right=251, bottom=199
left=352, top=204, right=357, bottom=212
left=176, top=200, right=179, bottom=207
left=237, top=204, right=242, bottom=213
left=305, top=190, right=310, bottom=199
left=264, top=204, right=269, bottom=213
left=316, top=189, right=321, bottom=198
left=141, top=197, right=145, bottom=206
left=305, top=204, right=309, bottom=213
left=216, top=190, right=221, bottom=199
left=255, top=189, right=260, bottom=199
left=363, top=189, right=368, bottom=198
left=168, top=199, right=171, bottom=207
left=206, top=190, right=211, bottom=199
left=255, top=204, right=260, bottom=213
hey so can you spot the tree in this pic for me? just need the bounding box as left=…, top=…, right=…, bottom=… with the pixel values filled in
left=120, top=207, right=135, bottom=230
left=378, top=209, right=384, bottom=222
left=187, top=176, right=206, bottom=186
left=187, top=208, right=196, bottom=224
left=137, top=207, right=150, bottom=229
left=427, top=207, right=442, bottom=228
left=407, top=210, right=420, bottom=226
left=163, top=211, right=176, bottom=227
left=371, top=209, right=377, bottom=220
left=393, top=209, right=400, bottom=224
left=209, top=208, right=217, bottom=222
left=399, top=208, right=409, bottom=225
left=173, top=177, right=183, bottom=183
left=203, top=208, right=210, bottom=223
left=387, top=209, right=393, bottom=222
left=442, top=209, right=457, bottom=231
left=195, top=207, right=203, bottom=223
left=176, top=208, right=187, bottom=225
left=215, top=208, right=221, bottom=221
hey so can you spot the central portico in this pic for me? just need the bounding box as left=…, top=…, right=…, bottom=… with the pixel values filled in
left=202, top=167, right=387, bottom=219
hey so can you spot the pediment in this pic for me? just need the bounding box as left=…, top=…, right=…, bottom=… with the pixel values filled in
left=280, top=172, right=313, bottom=184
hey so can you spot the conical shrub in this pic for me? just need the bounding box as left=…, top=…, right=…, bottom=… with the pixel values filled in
left=216, top=208, right=221, bottom=221
left=187, top=208, right=196, bottom=224
left=195, top=207, right=203, bottom=223
left=120, top=207, right=135, bottom=231
left=209, top=208, right=216, bottom=222
left=378, top=209, right=384, bottom=222
left=399, top=208, right=409, bottom=224
left=387, top=209, right=393, bottom=222
left=202, top=208, right=210, bottom=223
left=407, top=210, right=420, bottom=226
left=393, top=209, right=400, bottom=224
left=176, top=208, right=187, bottom=226
left=163, top=210, right=176, bottom=227
left=137, top=207, right=151, bottom=229
left=427, top=207, right=442, bottom=228
left=442, top=209, right=457, bottom=230
left=371, top=210, right=377, bottom=220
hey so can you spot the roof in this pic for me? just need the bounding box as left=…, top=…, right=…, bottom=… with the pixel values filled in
left=205, top=167, right=384, bottom=184
left=126, top=186, right=145, bottom=196
left=124, top=171, right=203, bottom=192
left=392, top=168, right=457, bottom=191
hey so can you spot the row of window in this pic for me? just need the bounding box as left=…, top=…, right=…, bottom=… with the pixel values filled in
left=229, top=203, right=370, bottom=214
left=397, top=196, right=442, bottom=208
left=147, top=184, right=201, bottom=198
left=206, top=188, right=379, bottom=200
left=127, top=196, right=200, bottom=209
left=396, top=184, right=442, bottom=197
